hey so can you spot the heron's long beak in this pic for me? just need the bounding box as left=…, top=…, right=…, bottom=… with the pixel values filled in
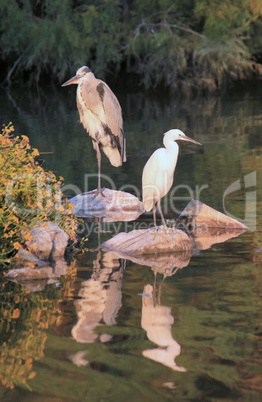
left=181, top=135, right=202, bottom=146
left=61, top=75, right=80, bottom=87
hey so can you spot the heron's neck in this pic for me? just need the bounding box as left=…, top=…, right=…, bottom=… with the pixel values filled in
left=77, top=73, right=96, bottom=93
left=82, top=72, right=96, bottom=87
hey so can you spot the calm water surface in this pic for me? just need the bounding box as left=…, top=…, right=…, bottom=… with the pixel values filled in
left=0, top=81, right=261, bottom=401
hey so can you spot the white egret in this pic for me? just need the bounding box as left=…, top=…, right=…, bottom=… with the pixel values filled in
left=142, top=129, right=202, bottom=229
left=62, top=66, right=126, bottom=195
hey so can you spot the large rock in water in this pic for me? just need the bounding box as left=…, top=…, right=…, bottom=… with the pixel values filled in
left=101, top=227, right=193, bottom=256
left=175, top=200, right=248, bottom=231
left=70, top=188, right=143, bottom=222
left=7, top=222, right=70, bottom=285
left=174, top=200, right=248, bottom=250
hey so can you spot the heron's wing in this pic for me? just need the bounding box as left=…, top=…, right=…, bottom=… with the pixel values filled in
left=96, top=81, right=126, bottom=163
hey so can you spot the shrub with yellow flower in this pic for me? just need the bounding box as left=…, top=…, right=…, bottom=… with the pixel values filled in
left=0, top=123, right=79, bottom=265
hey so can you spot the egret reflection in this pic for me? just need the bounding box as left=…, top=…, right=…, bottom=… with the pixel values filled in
left=141, top=284, right=187, bottom=372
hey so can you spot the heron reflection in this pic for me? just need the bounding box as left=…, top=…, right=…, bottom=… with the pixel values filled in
left=72, top=251, right=125, bottom=343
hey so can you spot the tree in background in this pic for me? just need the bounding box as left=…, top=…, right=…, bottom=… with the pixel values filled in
left=0, top=0, right=122, bottom=82
left=0, top=0, right=261, bottom=93
left=126, top=0, right=262, bottom=93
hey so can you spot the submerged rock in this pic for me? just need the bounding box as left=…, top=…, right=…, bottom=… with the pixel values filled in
left=70, top=188, right=143, bottom=221
left=6, top=257, right=69, bottom=286
left=7, top=266, right=57, bottom=281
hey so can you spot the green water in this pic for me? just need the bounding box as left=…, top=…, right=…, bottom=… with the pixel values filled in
left=0, top=81, right=261, bottom=401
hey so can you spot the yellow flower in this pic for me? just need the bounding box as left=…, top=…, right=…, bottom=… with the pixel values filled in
left=13, top=242, right=22, bottom=250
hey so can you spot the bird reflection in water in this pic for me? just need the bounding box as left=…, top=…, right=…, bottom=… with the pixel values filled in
left=141, top=281, right=187, bottom=372
left=72, top=251, right=125, bottom=344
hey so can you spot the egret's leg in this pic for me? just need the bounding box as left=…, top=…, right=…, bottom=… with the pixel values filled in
left=153, top=204, right=157, bottom=230
left=157, top=200, right=166, bottom=227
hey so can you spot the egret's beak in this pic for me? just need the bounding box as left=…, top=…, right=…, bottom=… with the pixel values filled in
left=61, top=75, right=80, bottom=87
left=181, top=135, right=202, bottom=146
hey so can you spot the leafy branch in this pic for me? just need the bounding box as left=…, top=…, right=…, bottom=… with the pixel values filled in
left=134, top=20, right=206, bottom=40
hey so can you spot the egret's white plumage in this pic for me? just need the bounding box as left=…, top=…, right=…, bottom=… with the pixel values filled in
left=62, top=66, right=126, bottom=192
left=142, top=129, right=202, bottom=228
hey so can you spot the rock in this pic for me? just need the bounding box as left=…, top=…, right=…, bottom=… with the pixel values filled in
left=6, top=258, right=69, bottom=285
left=6, top=277, right=57, bottom=292
left=15, top=248, right=47, bottom=267
left=101, top=200, right=248, bottom=257
left=70, top=188, right=143, bottom=221
left=25, top=221, right=69, bottom=260
left=101, top=226, right=193, bottom=256
left=7, top=266, right=55, bottom=281
left=175, top=200, right=248, bottom=231
left=103, top=225, right=248, bottom=275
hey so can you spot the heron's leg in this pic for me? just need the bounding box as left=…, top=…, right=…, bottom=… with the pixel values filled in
left=157, top=199, right=166, bottom=227
left=92, top=142, right=105, bottom=197
left=95, top=142, right=102, bottom=192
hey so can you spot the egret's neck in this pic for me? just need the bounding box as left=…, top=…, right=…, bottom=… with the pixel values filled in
left=163, top=138, right=179, bottom=156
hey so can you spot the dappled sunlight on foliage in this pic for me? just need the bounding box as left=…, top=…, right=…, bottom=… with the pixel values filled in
left=127, top=0, right=262, bottom=94
left=0, top=123, right=78, bottom=265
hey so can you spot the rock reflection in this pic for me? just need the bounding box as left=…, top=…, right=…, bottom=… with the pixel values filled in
left=6, top=257, right=70, bottom=292
left=72, top=251, right=125, bottom=343
left=141, top=283, right=187, bottom=372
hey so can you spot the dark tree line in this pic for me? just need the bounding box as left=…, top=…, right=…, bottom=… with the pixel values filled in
left=0, top=0, right=261, bottom=93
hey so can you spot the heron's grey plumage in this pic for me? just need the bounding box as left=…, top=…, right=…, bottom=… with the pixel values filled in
left=62, top=66, right=126, bottom=191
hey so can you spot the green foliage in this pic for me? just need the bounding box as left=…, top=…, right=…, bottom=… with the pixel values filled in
left=127, top=0, right=262, bottom=93
left=0, top=123, right=78, bottom=264
left=129, top=30, right=189, bottom=91
left=195, top=0, right=259, bottom=39
left=0, top=0, right=261, bottom=92
left=0, top=0, right=122, bottom=82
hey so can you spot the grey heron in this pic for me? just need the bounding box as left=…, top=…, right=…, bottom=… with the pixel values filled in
left=62, top=66, right=126, bottom=194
